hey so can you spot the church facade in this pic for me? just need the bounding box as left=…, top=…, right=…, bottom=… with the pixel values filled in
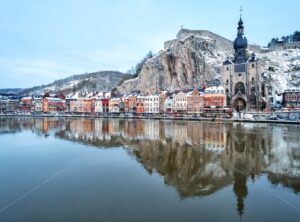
left=221, top=17, right=269, bottom=111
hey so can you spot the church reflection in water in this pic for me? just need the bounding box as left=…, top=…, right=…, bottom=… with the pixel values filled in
left=1, top=117, right=300, bottom=216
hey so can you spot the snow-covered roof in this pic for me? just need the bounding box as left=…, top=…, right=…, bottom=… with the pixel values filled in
left=137, top=95, right=145, bottom=99
left=21, top=97, right=32, bottom=100
left=205, top=86, right=225, bottom=94
left=110, top=97, right=120, bottom=101
left=44, top=97, right=65, bottom=102
left=104, top=92, right=111, bottom=98
left=145, top=94, right=159, bottom=98
left=284, top=88, right=300, bottom=93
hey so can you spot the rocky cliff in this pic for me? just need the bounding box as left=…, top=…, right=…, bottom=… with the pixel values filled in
left=118, top=29, right=233, bottom=94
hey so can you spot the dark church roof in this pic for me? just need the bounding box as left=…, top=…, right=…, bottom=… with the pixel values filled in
left=233, top=17, right=248, bottom=51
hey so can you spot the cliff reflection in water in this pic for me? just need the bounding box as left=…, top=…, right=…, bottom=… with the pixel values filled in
left=1, top=117, right=300, bottom=215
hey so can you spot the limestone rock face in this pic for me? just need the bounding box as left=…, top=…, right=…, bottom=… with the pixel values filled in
left=118, top=30, right=233, bottom=94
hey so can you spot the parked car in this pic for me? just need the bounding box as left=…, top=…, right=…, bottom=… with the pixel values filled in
left=267, top=115, right=279, bottom=120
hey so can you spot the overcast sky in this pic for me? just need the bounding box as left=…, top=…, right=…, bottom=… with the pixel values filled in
left=0, top=0, right=299, bottom=88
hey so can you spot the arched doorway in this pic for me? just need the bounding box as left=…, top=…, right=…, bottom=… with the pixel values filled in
left=234, top=98, right=246, bottom=111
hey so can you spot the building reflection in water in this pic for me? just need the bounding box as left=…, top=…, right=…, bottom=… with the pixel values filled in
left=1, top=117, right=300, bottom=216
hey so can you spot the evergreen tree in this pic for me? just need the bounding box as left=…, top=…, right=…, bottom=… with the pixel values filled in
left=293, top=31, right=300, bottom=42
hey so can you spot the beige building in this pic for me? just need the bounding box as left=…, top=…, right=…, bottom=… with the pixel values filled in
left=173, top=91, right=187, bottom=114
left=187, top=88, right=203, bottom=114
left=109, top=97, right=121, bottom=113
left=221, top=17, right=269, bottom=111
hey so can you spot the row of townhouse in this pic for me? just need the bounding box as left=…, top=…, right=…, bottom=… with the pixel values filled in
left=18, top=95, right=66, bottom=113
left=93, top=87, right=225, bottom=115
left=14, top=86, right=226, bottom=115
left=7, top=86, right=298, bottom=115
left=67, top=92, right=111, bottom=113
left=21, top=96, right=65, bottom=113
left=14, top=94, right=66, bottom=113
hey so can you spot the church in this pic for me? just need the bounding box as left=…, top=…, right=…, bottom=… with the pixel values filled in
left=221, top=16, right=269, bottom=111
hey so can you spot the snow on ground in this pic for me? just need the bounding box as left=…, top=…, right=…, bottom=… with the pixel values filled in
left=60, top=80, right=80, bottom=90
left=259, top=48, right=300, bottom=93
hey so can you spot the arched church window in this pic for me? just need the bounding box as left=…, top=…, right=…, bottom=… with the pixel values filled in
left=226, top=67, right=229, bottom=71
left=226, top=79, right=229, bottom=84
left=252, top=77, right=255, bottom=82
left=252, top=64, right=255, bottom=68
left=234, top=82, right=246, bottom=94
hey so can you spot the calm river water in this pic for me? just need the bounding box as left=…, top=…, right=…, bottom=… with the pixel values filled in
left=0, top=117, right=299, bottom=222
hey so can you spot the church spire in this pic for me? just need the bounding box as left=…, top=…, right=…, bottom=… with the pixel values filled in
left=237, top=6, right=244, bottom=36
left=233, top=7, right=248, bottom=63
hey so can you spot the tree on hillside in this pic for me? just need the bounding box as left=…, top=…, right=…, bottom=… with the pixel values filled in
left=268, top=31, right=300, bottom=47
left=293, top=31, right=300, bottom=42
left=135, top=50, right=153, bottom=77
left=127, top=51, right=153, bottom=78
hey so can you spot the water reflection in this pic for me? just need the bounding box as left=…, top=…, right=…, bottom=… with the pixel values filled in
left=1, top=117, right=300, bottom=216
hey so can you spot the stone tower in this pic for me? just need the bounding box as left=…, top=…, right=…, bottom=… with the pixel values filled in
left=221, top=16, right=269, bottom=111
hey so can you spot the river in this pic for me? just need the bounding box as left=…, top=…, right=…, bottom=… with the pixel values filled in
left=0, top=117, right=299, bottom=222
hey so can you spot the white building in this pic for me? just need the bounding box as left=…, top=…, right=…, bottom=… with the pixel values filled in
left=95, top=97, right=103, bottom=113
left=144, top=94, right=160, bottom=114
left=32, top=100, right=42, bottom=112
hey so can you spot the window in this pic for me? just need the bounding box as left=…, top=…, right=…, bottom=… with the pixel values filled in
left=286, top=94, right=290, bottom=100
left=252, top=64, right=255, bottom=68
left=234, top=82, right=246, bottom=94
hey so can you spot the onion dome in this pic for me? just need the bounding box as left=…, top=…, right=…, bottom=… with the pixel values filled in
left=233, top=17, right=248, bottom=50
left=234, top=36, right=248, bottom=50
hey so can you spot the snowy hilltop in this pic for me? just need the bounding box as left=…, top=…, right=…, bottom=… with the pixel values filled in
left=13, top=71, right=131, bottom=96
left=117, top=29, right=300, bottom=94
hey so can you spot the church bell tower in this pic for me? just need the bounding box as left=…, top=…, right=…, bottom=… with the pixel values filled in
left=221, top=11, right=269, bottom=111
